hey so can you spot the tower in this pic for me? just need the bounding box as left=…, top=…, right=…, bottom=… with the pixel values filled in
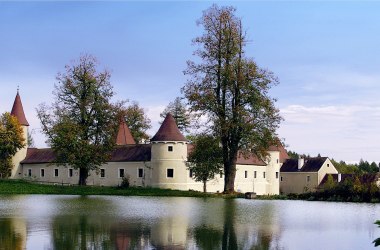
left=150, top=113, right=188, bottom=190
left=10, top=90, right=29, bottom=178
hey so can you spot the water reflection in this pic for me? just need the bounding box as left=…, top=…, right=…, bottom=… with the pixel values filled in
left=0, top=218, right=26, bottom=250
left=0, top=195, right=378, bottom=249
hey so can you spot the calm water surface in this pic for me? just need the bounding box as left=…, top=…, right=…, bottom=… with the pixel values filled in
left=0, top=195, right=378, bottom=249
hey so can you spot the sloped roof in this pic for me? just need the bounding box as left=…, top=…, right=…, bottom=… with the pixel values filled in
left=11, top=91, right=29, bottom=126
left=21, top=145, right=152, bottom=164
left=187, top=144, right=266, bottom=166
left=280, top=157, right=328, bottom=172
left=151, top=113, right=186, bottom=142
left=268, top=144, right=289, bottom=163
left=116, top=119, right=135, bottom=145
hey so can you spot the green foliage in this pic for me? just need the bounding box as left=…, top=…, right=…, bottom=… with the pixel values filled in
left=0, top=112, right=26, bottom=178
left=183, top=5, right=281, bottom=193
left=187, top=134, right=223, bottom=192
left=37, top=55, right=124, bottom=185
left=323, top=174, right=336, bottom=190
left=160, top=97, right=191, bottom=133
left=124, top=101, right=151, bottom=142
left=374, top=220, right=380, bottom=247
left=120, top=176, right=130, bottom=189
left=0, top=179, right=238, bottom=198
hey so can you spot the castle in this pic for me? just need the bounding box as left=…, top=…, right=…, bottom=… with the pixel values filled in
left=8, top=91, right=288, bottom=194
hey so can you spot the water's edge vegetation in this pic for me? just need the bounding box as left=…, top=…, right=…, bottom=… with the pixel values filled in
left=1, top=179, right=379, bottom=203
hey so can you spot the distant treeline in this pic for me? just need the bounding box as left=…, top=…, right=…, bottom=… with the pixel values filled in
left=287, top=151, right=379, bottom=174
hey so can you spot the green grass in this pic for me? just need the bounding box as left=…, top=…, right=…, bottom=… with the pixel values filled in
left=0, top=179, right=241, bottom=198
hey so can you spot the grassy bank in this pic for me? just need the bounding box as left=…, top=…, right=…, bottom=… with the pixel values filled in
left=0, top=179, right=242, bottom=198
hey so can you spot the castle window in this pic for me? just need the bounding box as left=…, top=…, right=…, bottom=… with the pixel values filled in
left=276, top=172, right=279, bottom=179
left=40, top=169, right=45, bottom=177
left=245, top=171, right=248, bottom=178
left=281, top=176, right=283, bottom=181
left=68, top=168, right=73, bottom=177
left=307, top=175, right=310, bottom=182
left=277, top=159, right=279, bottom=163
left=220, top=173, right=223, bottom=178
left=254, top=171, right=257, bottom=178
left=167, top=168, right=174, bottom=178
left=100, top=169, right=105, bottom=178
left=189, top=169, right=193, bottom=178
left=119, top=169, right=125, bottom=178
left=263, top=172, right=266, bottom=178
left=138, top=168, right=144, bottom=178
left=28, top=169, right=32, bottom=177
left=54, top=168, right=59, bottom=177
left=168, top=146, right=173, bottom=152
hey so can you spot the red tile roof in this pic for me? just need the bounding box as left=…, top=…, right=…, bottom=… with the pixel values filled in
left=187, top=144, right=266, bottom=166
left=21, top=145, right=152, bottom=164
left=116, top=119, right=135, bottom=145
left=268, top=144, right=289, bottom=163
left=11, top=91, right=29, bottom=126
left=151, top=113, right=186, bottom=142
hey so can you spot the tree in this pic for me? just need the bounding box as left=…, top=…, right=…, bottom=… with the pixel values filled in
left=124, top=102, right=151, bottom=142
left=160, top=97, right=191, bottom=133
left=0, top=112, right=26, bottom=178
left=37, top=55, right=123, bottom=185
left=187, top=134, right=223, bottom=192
left=183, top=5, right=281, bottom=193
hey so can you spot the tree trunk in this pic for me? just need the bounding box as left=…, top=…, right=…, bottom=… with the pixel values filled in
left=223, top=151, right=238, bottom=193
left=203, top=180, right=207, bottom=193
left=78, top=168, right=88, bottom=186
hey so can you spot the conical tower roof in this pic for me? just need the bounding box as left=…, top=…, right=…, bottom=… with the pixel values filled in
left=11, top=90, right=29, bottom=126
left=151, top=113, right=186, bottom=142
left=116, top=119, right=136, bottom=145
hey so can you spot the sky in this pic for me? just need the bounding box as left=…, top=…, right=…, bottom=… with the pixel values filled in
left=1, top=1, right=380, bottom=163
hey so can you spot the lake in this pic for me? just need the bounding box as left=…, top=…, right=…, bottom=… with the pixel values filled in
left=0, top=195, right=378, bottom=249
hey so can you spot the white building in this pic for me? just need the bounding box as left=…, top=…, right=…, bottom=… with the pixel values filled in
left=9, top=91, right=288, bottom=195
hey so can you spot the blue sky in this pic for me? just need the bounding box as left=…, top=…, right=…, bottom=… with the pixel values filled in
left=1, top=1, right=380, bottom=162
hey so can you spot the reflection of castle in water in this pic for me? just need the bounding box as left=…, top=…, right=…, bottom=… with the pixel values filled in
left=0, top=217, right=27, bottom=250
left=0, top=197, right=283, bottom=249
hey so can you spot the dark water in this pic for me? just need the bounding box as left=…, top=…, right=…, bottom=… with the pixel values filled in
left=0, top=195, right=379, bottom=250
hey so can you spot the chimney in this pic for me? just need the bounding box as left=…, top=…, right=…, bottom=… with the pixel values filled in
left=338, top=173, right=342, bottom=183
left=298, top=157, right=304, bottom=170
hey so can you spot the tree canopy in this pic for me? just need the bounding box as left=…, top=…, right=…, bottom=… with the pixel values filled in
left=183, top=5, right=281, bottom=193
left=0, top=112, right=26, bottom=178
left=160, top=97, right=191, bottom=133
left=37, top=55, right=123, bottom=185
left=124, top=102, right=151, bottom=142
left=187, top=134, right=223, bottom=192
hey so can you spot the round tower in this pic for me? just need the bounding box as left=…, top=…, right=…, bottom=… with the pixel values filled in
left=150, top=113, right=188, bottom=190
left=10, top=90, right=29, bottom=178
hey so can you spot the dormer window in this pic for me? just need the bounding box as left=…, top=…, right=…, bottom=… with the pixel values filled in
left=168, top=146, right=173, bottom=152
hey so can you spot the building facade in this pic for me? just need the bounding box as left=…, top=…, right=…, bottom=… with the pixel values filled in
left=9, top=92, right=287, bottom=195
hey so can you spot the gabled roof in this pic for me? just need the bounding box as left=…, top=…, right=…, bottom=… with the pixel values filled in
left=280, top=157, right=328, bottom=172
left=11, top=91, right=29, bottom=126
left=151, top=113, right=186, bottom=142
left=116, top=119, right=135, bottom=145
left=21, top=145, right=152, bottom=164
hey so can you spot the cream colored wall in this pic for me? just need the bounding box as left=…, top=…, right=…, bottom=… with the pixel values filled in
left=21, top=161, right=151, bottom=186
left=317, top=158, right=338, bottom=184
left=150, top=142, right=189, bottom=190
left=265, top=151, right=281, bottom=195
left=11, top=126, right=28, bottom=179
left=20, top=142, right=281, bottom=195
left=280, top=172, right=319, bottom=194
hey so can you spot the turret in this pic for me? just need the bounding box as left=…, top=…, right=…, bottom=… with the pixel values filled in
left=10, top=90, right=29, bottom=178
left=116, top=118, right=135, bottom=145
left=150, top=113, right=188, bottom=190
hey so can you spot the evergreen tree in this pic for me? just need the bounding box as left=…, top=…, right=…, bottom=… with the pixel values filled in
left=160, top=97, right=191, bottom=133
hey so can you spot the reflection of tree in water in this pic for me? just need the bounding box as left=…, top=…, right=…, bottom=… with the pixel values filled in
left=193, top=200, right=278, bottom=250
left=0, top=218, right=24, bottom=250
